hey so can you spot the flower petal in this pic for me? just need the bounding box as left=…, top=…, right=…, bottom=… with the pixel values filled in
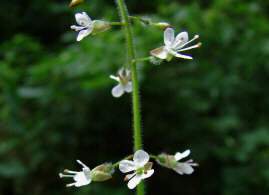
left=172, top=31, right=189, bottom=50
left=82, top=168, right=91, bottom=180
left=167, top=48, right=193, bottom=60
left=164, top=28, right=175, bottom=47
left=111, top=84, right=124, bottom=98
left=77, top=28, right=92, bottom=41
left=73, top=172, right=91, bottom=186
left=75, top=12, right=92, bottom=26
left=127, top=174, right=142, bottom=189
left=110, top=75, right=120, bottom=82
left=142, top=169, right=154, bottom=179
left=119, top=160, right=136, bottom=173
left=133, top=150, right=150, bottom=167
left=173, top=163, right=194, bottom=175
left=123, top=82, right=132, bottom=93
left=174, top=149, right=190, bottom=161
left=150, top=46, right=169, bottom=60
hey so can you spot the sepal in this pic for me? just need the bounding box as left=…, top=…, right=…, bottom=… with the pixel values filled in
left=151, top=22, right=172, bottom=30
left=91, top=164, right=113, bottom=182
left=92, top=20, right=111, bottom=35
left=157, top=154, right=178, bottom=169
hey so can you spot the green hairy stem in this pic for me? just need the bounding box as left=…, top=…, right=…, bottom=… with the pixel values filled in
left=115, top=0, right=144, bottom=194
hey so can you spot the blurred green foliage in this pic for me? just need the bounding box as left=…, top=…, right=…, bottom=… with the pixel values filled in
left=1, top=0, right=269, bottom=195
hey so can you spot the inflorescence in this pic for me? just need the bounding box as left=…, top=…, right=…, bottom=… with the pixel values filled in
left=59, top=0, right=201, bottom=191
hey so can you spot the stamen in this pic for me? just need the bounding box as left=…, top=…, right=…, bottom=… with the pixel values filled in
left=76, top=160, right=88, bottom=168
left=177, top=42, right=201, bottom=52
left=70, top=25, right=86, bottom=32
left=177, top=34, right=200, bottom=50
left=66, top=183, right=76, bottom=187
left=117, top=72, right=123, bottom=80
left=59, top=173, right=74, bottom=178
left=191, top=163, right=199, bottom=167
left=124, top=176, right=129, bottom=181
left=64, top=169, right=78, bottom=174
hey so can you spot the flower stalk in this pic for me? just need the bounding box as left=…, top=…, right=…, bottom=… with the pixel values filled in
left=116, top=0, right=144, bottom=194
left=133, top=57, right=151, bottom=63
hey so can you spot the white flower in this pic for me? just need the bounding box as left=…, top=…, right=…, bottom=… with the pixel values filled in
left=59, top=160, right=91, bottom=187
left=173, top=149, right=198, bottom=175
left=151, top=28, right=201, bottom=61
left=110, top=68, right=132, bottom=98
left=157, top=149, right=198, bottom=175
left=71, top=12, right=111, bottom=41
left=119, top=150, right=154, bottom=189
left=71, top=12, right=94, bottom=41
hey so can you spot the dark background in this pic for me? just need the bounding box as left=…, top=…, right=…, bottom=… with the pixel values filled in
left=1, top=0, right=269, bottom=194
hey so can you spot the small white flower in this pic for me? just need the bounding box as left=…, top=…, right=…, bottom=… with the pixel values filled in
left=157, top=149, right=198, bottom=175
left=59, top=160, right=91, bottom=187
left=173, top=149, right=198, bottom=175
left=119, top=150, right=154, bottom=189
left=110, top=68, right=132, bottom=98
left=71, top=12, right=94, bottom=41
left=151, top=28, right=201, bottom=61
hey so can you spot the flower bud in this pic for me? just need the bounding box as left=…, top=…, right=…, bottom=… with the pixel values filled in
left=69, top=0, right=84, bottom=8
left=92, top=20, right=111, bottom=35
left=91, top=164, right=113, bottom=182
left=151, top=22, right=172, bottom=30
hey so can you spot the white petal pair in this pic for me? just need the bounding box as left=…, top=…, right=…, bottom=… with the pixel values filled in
left=71, top=12, right=93, bottom=41
left=119, top=150, right=154, bottom=189
left=173, top=150, right=198, bottom=175
left=110, top=68, right=132, bottom=98
left=111, top=82, right=132, bottom=97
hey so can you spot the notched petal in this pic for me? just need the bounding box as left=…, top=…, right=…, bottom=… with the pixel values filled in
left=127, top=175, right=142, bottom=189
left=164, top=27, right=175, bottom=47
left=174, top=149, right=191, bottom=161
left=133, top=150, right=150, bottom=167
left=119, top=160, right=136, bottom=173
left=111, top=84, right=124, bottom=98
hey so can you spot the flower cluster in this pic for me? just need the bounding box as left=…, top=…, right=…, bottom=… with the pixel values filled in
left=61, top=1, right=201, bottom=192
left=69, top=10, right=200, bottom=97
left=59, top=150, right=197, bottom=189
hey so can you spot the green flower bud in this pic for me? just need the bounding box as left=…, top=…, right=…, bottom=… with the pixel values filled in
left=92, top=20, right=111, bottom=35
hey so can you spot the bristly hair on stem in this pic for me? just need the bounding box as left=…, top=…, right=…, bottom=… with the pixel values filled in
left=115, top=0, right=144, bottom=195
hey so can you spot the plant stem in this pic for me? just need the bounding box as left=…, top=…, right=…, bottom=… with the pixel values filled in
left=128, top=16, right=151, bottom=25
left=111, top=155, right=133, bottom=169
left=149, top=154, right=161, bottom=160
left=133, top=57, right=151, bottom=63
left=116, top=0, right=144, bottom=194
left=110, top=21, right=125, bottom=26
left=116, top=0, right=142, bottom=153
